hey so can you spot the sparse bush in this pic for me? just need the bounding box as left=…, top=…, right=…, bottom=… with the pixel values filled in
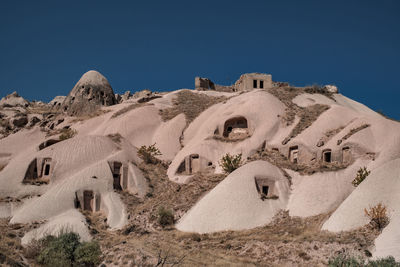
left=59, top=128, right=77, bottom=141
left=364, top=203, right=389, bottom=230
left=74, top=241, right=102, bottom=267
left=352, top=167, right=371, bottom=187
left=157, top=206, right=174, bottom=226
left=138, top=143, right=162, bottom=164
left=219, top=153, right=243, bottom=174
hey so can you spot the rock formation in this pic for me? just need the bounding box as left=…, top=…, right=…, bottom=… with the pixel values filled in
left=0, top=91, right=29, bottom=107
left=60, top=70, right=117, bottom=116
left=49, top=95, right=66, bottom=108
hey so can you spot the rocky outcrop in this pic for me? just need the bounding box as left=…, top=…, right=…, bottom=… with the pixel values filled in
left=0, top=92, right=29, bottom=108
left=49, top=96, right=66, bottom=108
left=60, top=70, right=117, bottom=116
left=121, top=91, right=132, bottom=102
left=11, top=115, right=28, bottom=128
left=133, top=89, right=161, bottom=103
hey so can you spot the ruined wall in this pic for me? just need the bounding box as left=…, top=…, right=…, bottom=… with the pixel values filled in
left=194, top=77, right=235, bottom=92
left=195, top=77, right=215, bottom=90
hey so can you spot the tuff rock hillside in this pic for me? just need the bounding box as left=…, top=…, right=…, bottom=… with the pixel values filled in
left=0, top=71, right=399, bottom=266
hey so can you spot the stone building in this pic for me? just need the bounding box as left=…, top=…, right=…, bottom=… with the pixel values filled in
left=234, top=73, right=273, bottom=91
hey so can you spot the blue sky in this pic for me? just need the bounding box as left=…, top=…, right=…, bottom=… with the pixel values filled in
left=0, top=0, right=399, bottom=119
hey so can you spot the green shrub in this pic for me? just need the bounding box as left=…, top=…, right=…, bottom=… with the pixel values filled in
left=59, top=128, right=77, bottom=141
left=352, top=167, right=371, bottom=187
left=35, top=232, right=101, bottom=267
left=328, top=254, right=400, bottom=267
left=328, top=254, right=363, bottom=267
left=366, top=256, right=400, bottom=266
left=219, top=153, right=243, bottom=174
left=37, top=232, right=80, bottom=266
left=138, top=143, right=162, bottom=164
left=157, top=206, right=174, bottom=226
left=74, top=241, right=102, bottom=267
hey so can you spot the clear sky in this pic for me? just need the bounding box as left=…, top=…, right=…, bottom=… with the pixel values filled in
left=0, top=0, right=399, bottom=119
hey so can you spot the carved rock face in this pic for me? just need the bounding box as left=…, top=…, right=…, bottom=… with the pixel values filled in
left=61, top=70, right=117, bottom=116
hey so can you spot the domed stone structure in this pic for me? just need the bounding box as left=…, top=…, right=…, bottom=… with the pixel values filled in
left=60, top=70, right=117, bottom=116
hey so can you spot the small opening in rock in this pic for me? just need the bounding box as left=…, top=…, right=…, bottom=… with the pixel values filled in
left=323, top=150, right=332, bottom=163
left=262, top=185, right=269, bottom=195
left=44, top=164, right=50, bottom=176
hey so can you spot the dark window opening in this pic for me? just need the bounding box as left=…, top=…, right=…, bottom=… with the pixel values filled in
left=260, top=80, right=264, bottom=89
left=177, top=160, right=186, bottom=174
left=191, top=154, right=199, bottom=159
left=44, top=164, right=50, bottom=176
left=113, top=174, right=122, bottom=190
left=262, top=186, right=269, bottom=195
left=208, top=162, right=213, bottom=166
left=253, top=79, right=257, bottom=88
left=323, top=151, right=332, bottom=163
left=74, top=192, right=81, bottom=209
left=83, top=190, right=94, bottom=212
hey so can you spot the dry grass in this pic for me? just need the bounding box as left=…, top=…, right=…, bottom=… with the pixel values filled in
left=82, top=206, right=378, bottom=266
left=364, top=203, right=389, bottom=230
left=22, top=177, right=50, bottom=185
left=111, top=103, right=148, bottom=118
left=107, top=133, right=123, bottom=144
left=70, top=109, right=111, bottom=122
left=267, top=86, right=331, bottom=144
left=0, top=218, right=36, bottom=266
left=325, top=126, right=345, bottom=138
left=337, top=124, right=370, bottom=145
left=26, top=104, right=54, bottom=115
left=282, top=104, right=330, bottom=145
left=159, top=90, right=227, bottom=123
left=59, top=128, right=77, bottom=140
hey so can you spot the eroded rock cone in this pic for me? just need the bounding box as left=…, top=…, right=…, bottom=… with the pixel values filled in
left=60, top=70, right=117, bottom=116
